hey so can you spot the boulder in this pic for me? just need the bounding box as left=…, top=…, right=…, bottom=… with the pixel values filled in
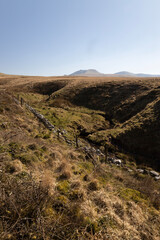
left=150, top=171, right=159, bottom=177
left=113, top=159, right=122, bottom=165
left=128, top=168, right=133, bottom=173
left=137, top=169, right=144, bottom=174
left=154, top=176, right=160, bottom=181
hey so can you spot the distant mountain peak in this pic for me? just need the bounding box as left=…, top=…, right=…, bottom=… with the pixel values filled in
left=69, top=69, right=160, bottom=78
left=115, top=71, right=160, bottom=77
left=115, top=71, right=135, bottom=76
left=70, top=69, right=104, bottom=76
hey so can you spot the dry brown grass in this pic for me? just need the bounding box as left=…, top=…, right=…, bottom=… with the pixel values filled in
left=0, top=76, right=160, bottom=239
left=4, top=73, right=159, bottom=169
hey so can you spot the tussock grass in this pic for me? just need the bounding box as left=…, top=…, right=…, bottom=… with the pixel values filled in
left=0, top=76, right=160, bottom=239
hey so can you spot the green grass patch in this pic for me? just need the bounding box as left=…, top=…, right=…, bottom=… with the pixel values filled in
left=17, top=153, right=39, bottom=165
left=120, top=188, right=147, bottom=204
left=57, top=180, right=70, bottom=195
left=78, top=161, right=94, bottom=174
left=98, top=215, right=118, bottom=229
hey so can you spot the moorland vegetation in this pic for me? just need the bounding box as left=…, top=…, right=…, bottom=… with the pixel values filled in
left=0, top=74, right=160, bottom=239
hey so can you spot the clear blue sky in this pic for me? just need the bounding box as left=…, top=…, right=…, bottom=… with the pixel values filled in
left=0, top=0, right=160, bottom=76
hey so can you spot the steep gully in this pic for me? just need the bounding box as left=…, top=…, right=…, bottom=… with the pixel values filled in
left=13, top=96, right=160, bottom=181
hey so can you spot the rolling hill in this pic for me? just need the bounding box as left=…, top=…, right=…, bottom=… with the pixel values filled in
left=0, top=74, right=160, bottom=239
left=115, top=71, right=160, bottom=77
left=70, top=69, right=105, bottom=76
left=70, top=69, right=160, bottom=77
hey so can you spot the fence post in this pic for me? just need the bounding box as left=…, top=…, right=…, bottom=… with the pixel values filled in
left=21, top=97, right=23, bottom=106
left=57, top=129, right=60, bottom=140
left=75, top=134, right=79, bottom=148
left=104, top=144, right=108, bottom=163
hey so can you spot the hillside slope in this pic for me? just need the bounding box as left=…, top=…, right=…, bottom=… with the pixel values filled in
left=47, top=77, right=160, bottom=170
left=1, top=75, right=160, bottom=169
left=0, top=83, right=160, bottom=239
left=0, top=76, right=160, bottom=239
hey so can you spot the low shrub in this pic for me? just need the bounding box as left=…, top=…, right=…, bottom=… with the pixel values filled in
left=88, top=180, right=99, bottom=191
left=18, top=153, right=38, bottom=165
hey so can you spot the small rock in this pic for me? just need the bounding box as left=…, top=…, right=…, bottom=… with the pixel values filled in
left=150, top=171, right=159, bottom=177
left=128, top=169, right=133, bottom=173
left=154, top=176, right=160, bottom=181
left=137, top=169, right=144, bottom=174
left=113, top=159, right=122, bottom=165
left=96, top=149, right=103, bottom=155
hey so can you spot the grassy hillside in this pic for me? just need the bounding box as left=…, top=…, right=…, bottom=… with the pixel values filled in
left=46, top=77, right=160, bottom=170
left=1, top=75, right=160, bottom=170
left=1, top=74, right=160, bottom=170
left=0, top=75, right=160, bottom=239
